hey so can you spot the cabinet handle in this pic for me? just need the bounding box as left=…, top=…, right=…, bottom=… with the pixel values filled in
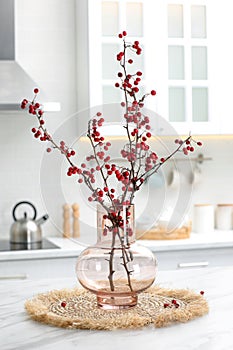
left=0, top=274, right=28, bottom=280
left=177, top=261, right=209, bottom=268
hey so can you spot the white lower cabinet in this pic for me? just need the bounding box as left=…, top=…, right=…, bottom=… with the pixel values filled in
left=155, top=247, right=233, bottom=271
left=0, top=247, right=233, bottom=280
left=0, top=257, right=78, bottom=280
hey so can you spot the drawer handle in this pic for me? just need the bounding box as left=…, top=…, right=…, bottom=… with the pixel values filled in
left=0, top=274, right=28, bottom=280
left=177, top=261, right=209, bottom=268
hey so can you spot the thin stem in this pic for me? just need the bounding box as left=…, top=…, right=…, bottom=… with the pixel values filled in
left=108, top=231, right=116, bottom=291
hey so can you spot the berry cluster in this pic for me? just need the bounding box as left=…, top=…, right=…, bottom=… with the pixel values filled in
left=163, top=299, right=180, bottom=309
left=174, top=138, right=202, bottom=155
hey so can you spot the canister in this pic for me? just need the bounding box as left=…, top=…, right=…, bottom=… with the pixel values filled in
left=215, top=204, right=233, bottom=230
left=193, top=204, right=215, bottom=233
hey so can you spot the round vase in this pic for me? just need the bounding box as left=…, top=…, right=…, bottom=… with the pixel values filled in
left=75, top=204, right=157, bottom=309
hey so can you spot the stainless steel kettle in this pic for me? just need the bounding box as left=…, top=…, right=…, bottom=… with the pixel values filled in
left=10, top=201, right=49, bottom=244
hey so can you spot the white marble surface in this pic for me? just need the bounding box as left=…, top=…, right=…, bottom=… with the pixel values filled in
left=0, top=266, right=233, bottom=350
left=1, top=230, right=233, bottom=261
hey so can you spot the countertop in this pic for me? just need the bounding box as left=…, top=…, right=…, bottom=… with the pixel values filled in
left=1, top=230, right=233, bottom=261
left=0, top=266, right=232, bottom=350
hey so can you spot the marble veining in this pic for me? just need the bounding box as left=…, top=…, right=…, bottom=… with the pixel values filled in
left=0, top=267, right=233, bottom=350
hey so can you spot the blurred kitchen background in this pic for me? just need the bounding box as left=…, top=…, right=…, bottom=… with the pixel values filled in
left=0, top=0, right=233, bottom=243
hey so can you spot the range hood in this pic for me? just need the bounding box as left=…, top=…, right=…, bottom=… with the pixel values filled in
left=0, top=0, right=60, bottom=112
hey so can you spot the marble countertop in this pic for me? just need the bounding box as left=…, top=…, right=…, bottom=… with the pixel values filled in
left=1, top=266, right=232, bottom=350
left=1, top=230, right=233, bottom=261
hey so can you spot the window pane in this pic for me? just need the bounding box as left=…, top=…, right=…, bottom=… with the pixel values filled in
left=103, top=86, right=122, bottom=104
left=169, top=87, right=185, bottom=122
left=102, top=2, right=119, bottom=36
left=192, top=88, right=208, bottom=121
left=167, top=4, right=183, bottom=38
left=192, top=46, right=207, bottom=80
left=126, top=2, right=143, bottom=36
left=102, top=44, right=120, bottom=79
left=191, top=5, right=206, bottom=38
left=168, top=46, right=184, bottom=80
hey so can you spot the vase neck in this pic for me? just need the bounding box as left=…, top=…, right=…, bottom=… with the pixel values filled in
left=97, top=204, right=135, bottom=246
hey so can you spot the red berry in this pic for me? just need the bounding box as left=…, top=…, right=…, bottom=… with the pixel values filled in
left=103, top=228, right=108, bottom=236
left=200, top=291, right=205, bottom=295
left=118, top=33, right=123, bottom=38
left=34, top=88, right=39, bottom=94
left=122, top=30, right=127, bottom=36
left=197, top=141, right=202, bottom=146
left=115, top=83, right=120, bottom=88
left=164, top=303, right=170, bottom=308
left=31, top=128, right=36, bottom=133
left=151, top=90, right=156, bottom=96
left=61, top=301, right=66, bottom=307
left=47, top=148, right=52, bottom=153
left=128, top=59, right=133, bottom=64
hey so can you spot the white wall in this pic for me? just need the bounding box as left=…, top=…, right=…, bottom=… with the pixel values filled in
left=0, top=1, right=233, bottom=245
left=0, top=0, right=77, bottom=239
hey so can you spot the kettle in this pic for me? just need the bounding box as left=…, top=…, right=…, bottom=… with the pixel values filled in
left=10, top=201, right=49, bottom=244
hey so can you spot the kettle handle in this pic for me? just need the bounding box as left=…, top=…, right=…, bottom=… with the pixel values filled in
left=12, top=201, right=37, bottom=221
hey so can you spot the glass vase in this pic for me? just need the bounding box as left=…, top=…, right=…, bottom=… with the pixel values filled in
left=75, top=204, right=157, bottom=309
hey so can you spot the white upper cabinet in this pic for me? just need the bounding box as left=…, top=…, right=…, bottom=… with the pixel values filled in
left=87, top=0, right=233, bottom=135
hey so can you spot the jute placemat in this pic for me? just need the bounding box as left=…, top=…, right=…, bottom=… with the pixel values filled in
left=25, top=286, right=208, bottom=330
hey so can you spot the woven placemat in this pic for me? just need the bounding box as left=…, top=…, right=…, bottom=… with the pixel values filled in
left=25, top=286, right=208, bottom=330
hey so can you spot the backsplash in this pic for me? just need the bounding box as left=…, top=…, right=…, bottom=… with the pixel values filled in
left=0, top=1, right=233, bottom=243
left=1, top=127, right=233, bottom=243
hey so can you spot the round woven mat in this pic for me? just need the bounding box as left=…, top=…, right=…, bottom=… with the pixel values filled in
left=25, top=286, right=208, bottom=330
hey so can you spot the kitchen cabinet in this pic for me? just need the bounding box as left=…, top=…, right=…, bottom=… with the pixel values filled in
left=87, top=1, right=233, bottom=136
left=0, top=256, right=77, bottom=280
left=155, top=246, right=233, bottom=271
left=1, top=245, right=233, bottom=281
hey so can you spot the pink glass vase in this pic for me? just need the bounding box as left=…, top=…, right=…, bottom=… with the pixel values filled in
left=75, top=205, right=157, bottom=309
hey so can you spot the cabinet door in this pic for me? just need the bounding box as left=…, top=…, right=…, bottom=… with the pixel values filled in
left=155, top=247, right=233, bottom=270
left=0, top=257, right=77, bottom=280
left=87, top=0, right=233, bottom=135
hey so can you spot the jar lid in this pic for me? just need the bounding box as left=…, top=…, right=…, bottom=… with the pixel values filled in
left=217, top=204, right=233, bottom=207
left=194, top=204, right=213, bottom=207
